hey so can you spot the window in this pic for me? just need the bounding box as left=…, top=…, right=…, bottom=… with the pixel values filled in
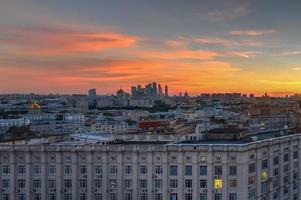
left=200, top=156, right=207, bottom=163
left=140, top=179, right=147, bottom=188
left=248, top=176, right=255, bottom=186
left=64, top=179, right=72, bottom=188
left=215, top=166, right=222, bottom=175
left=95, top=194, right=102, bottom=200
left=283, top=164, right=289, bottom=172
left=185, top=179, right=192, bottom=188
left=170, top=166, right=177, bottom=176
left=229, top=166, right=237, bottom=176
left=261, top=182, right=268, bottom=194
left=283, top=153, right=289, bottom=162
left=170, top=179, right=178, bottom=188
left=32, top=180, right=41, bottom=189
left=95, top=165, right=102, bottom=175
left=293, top=151, right=298, bottom=159
left=17, top=179, right=25, bottom=188
left=185, top=166, right=192, bottom=176
left=48, top=180, right=56, bottom=188
left=17, top=165, right=26, bottom=175
left=110, top=179, right=117, bottom=189
left=110, top=165, right=118, bottom=175
left=1, top=165, right=10, bottom=175
left=273, top=156, right=279, bottom=165
left=64, top=156, right=71, bottom=162
left=17, top=194, right=25, bottom=200
left=155, top=193, right=162, bottom=200
left=33, top=194, right=41, bottom=200
left=170, top=193, right=177, bottom=200
left=200, top=194, right=207, bottom=200
left=273, top=168, right=279, bottom=176
left=110, top=193, right=117, bottom=200
left=48, top=194, right=56, bottom=200
left=283, top=175, right=289, bottom=184
left=139, top=193, right=147, bottom=200
left=80, top=165, right=87, bottom=175
left=2, top=179, right=9, bottom=188
left=185, top=193, right=192, bottom=200
left=200, top=166, right=207, bottom=176
left=248, top=188, right=256, bottom=198
left=262, top=160, right=268, bottom=169
left=200, top=179, right=207, bottom=188
left=80, top=193, right=87, bottom=200
left=273, top=180, right=279, bottom=188
left=214, top=179, right=223, bottom=189
left=229, top=180, right=237, bottom=188
left=229, top=193, right=237, bottom=200
left=95, top=179, right=102, bottom=188
left=125, top=179, right=132, bottom=189
left=214, top=194, right=222, bottom=200
left=80, top=180, right=87, bottom=188
left=64, top=165, right=72, bottom=175
left=140, top=165, right=147, bottom=174
left=155, top=165, right=163, bottom=175
left=125, top=193, right=132, bottom=200
left=32, top=165, right=41, bottom=175
left=48, top=165, right=56, bottom=175
left=155, top=179, right=162, bottom=188
left=248, top=163, right=256, bottom=173
left=1, top=194, right=9, bottom=200
left=64, top=194, right=72, bottom=200
left=125, top=165, right=132, bottom=175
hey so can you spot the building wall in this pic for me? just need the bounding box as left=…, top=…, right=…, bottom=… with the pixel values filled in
left=0, top=134, right=300, bottom=200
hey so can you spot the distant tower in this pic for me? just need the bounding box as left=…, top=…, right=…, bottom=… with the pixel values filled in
left=184, top=91, right=189, bottom=98
left=88, top=88, right=96, bottom=108
left=152, top=82, right=158, bottom=95
left=158, top=84, right=163, bottom=96
left=131, top=86, right=137, bottom=97
left=165, top=85, right=169, bottom=97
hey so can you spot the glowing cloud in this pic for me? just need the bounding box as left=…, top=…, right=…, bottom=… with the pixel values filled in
left=0, top=24, right=139, bottom=56
left=229, top=29, right=276, bottom=36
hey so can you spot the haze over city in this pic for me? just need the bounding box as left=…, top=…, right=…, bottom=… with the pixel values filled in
left=1, top=0, right=301, bottom=96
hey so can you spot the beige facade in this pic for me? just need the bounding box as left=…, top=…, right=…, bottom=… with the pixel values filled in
left=0, top=133, right=301, bottom=200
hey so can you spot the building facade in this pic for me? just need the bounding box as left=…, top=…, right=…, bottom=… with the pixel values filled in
left=0, top=133, right=300, bottom=200
left=91, top=122, right=128, bottom=134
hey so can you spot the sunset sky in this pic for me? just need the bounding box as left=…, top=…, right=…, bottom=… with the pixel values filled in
left=1, top=0, right=301, bottom=96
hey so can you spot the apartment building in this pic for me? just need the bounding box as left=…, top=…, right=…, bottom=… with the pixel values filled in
left=0, top=130, right=300, bottom=200
left=91, top=121, right=128, bottom=134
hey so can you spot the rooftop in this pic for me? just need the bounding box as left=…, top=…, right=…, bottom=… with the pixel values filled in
left=172, top=128, right=298, bottom=146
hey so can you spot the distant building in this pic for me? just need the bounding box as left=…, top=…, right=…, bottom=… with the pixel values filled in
left=122, top=110, right=150, bottom=121
left=91, top=121, right=128, bottom=134
left=88, top=88, right=97, bottom=108
left=165, top=85, right=169, bottom=97
left=63, top=113, right=85, bottom=124
left=0, top=118, right=30, bottom=128
left=72, top=94, right=89, bottom=109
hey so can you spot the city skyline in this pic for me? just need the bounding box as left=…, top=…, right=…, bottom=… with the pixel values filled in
left=1, top=0, right=301, bottom=96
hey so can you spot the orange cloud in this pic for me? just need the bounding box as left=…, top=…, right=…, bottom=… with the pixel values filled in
left=140, top=50, right=218, bottom=60
left=0, top=24, right=139, bottom=56
left=229, top=29, right=276, bottom=36
left=194, top=37, right=266, bottom=47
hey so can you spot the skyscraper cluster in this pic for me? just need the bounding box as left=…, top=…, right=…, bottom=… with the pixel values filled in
left=131, top=82, right=168, bottom=97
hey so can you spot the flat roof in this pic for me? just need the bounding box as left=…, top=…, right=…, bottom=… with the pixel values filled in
left=170, top=129, right=298, bottom=146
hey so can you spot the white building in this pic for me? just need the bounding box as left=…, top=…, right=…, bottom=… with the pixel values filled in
left=91, top=121, right=128, bottom=134
left=122, top=110, right=150, bottom=121
left=63, top=113, right=85, bottom=124
left=0, top=118, right=30, bottom=128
